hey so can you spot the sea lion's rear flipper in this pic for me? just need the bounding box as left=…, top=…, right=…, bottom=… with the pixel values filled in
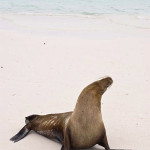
left=10, top=124, right=31, bottom=143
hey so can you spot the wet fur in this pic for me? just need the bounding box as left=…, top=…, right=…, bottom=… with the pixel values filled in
left=10, top=77, right=113, bottom=150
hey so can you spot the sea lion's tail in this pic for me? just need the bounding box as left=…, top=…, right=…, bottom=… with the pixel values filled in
left=10, top=124, right=31, bottom=143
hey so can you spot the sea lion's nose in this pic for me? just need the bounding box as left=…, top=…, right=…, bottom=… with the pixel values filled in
left=107, top=77, right=113, bottom=84
left=104, top=77, right=113, bottom=87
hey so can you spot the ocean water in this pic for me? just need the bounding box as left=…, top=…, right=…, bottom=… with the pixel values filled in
left=0, top=0, right=150, bottom=16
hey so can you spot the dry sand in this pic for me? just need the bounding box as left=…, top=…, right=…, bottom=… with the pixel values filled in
left=0, top=14, right=150, bottom=150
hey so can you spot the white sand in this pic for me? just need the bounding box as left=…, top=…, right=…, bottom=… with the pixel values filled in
left=0, top=14, right=150, bottom=150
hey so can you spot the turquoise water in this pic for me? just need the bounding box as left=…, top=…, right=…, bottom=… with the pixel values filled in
left=0, top=0, right=150, bottom=15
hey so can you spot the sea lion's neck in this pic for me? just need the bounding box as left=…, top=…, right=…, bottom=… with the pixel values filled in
left=74, top=95, right=101, bottom=112
left=72, top=88, right=102, bottom=120
left=72, top=82, right=103, bottom=121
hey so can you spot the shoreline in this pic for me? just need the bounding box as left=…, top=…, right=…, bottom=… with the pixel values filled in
left=0, top=13, right=150, bottom=40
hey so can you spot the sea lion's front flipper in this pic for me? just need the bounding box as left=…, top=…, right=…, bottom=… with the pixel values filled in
left=62, top=128, right=71, bottom=150
left=98, top=135, right=110, bottom=150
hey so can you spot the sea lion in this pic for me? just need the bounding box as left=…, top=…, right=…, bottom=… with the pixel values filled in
left=10, top=77, right=113, bottom=150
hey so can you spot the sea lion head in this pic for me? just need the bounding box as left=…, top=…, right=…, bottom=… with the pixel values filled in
left=73, top=77, right=113, bottom=114
left=98, top=77, right=113, bottom=95
left=75, top=77, right=113, bottom=105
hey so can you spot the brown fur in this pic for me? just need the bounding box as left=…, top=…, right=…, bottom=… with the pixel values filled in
left=65, top=77, right=113, bottom=150
left=10, top=77, right=113, bottom=150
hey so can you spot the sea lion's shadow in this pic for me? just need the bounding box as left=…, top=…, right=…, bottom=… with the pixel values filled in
left=30, top=132, right=126, bottom=150
left=82, top=147, right=105, bottom=150
left=30, top=131, right=104, bottom=149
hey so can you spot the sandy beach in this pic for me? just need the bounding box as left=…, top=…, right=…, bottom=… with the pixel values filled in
left=0, top=14, right=150, bottom=150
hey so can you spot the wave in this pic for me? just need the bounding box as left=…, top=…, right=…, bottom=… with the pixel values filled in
left=0, top=0, right=150, bottom=16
